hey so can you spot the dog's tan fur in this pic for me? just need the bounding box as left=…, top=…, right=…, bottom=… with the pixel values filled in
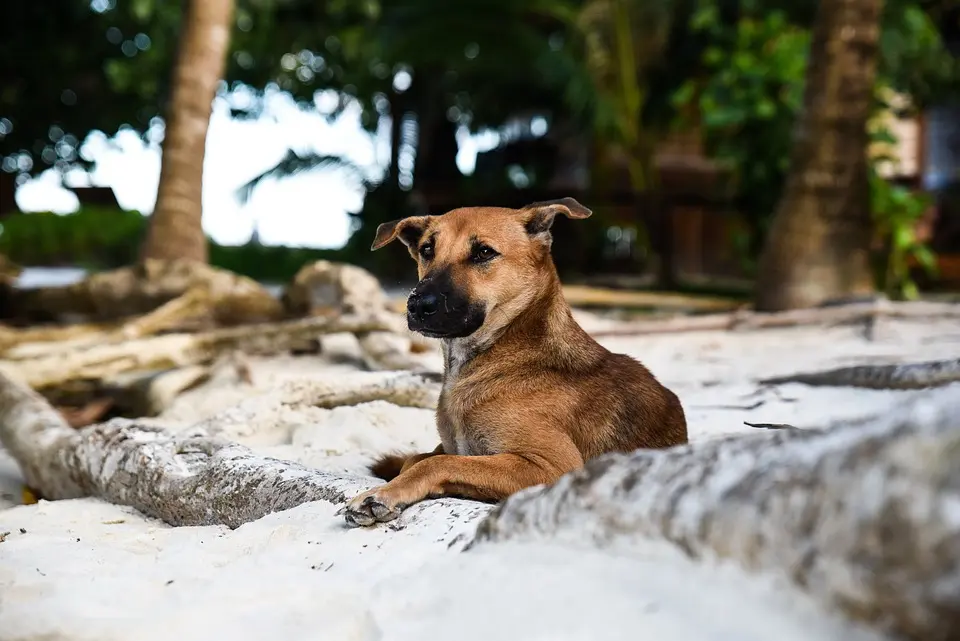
left=343, top=198, right=687, bottom=526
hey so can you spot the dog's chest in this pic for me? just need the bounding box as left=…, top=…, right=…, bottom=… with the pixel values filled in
left=437, top=403, right=480, bottom=455
left=438, top=340, right=488, bottom=456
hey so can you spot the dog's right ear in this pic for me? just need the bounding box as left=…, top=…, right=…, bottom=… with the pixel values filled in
left=371, top=216, right=429, bottom=251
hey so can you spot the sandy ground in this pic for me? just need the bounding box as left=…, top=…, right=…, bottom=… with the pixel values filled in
left=1, top=313, right=958, bottom=641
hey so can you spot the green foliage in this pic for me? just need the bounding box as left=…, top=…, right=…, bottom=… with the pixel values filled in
left=672, top=8, right=809, bottom=269
left=5, top=0, right=960, bottom=295
left=870, top=173, right=937, bottom=300
left=0, top=208, right=147, bottom=269
left=877, top=2, right=960, bottom=106
left=1, top=0, right=375, bottom=177
left=671, top=0, right=960, bottom=281
left=868, top=123, right=938, bottom=300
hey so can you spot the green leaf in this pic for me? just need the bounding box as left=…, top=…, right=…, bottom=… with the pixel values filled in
left=893, top=225, right=914, bottom=249
left=913, top=245, right=938, bottom=272
left=755, top=99, right=775, bottom=118
left=131, top=0, right=154, bottom=23
left=671, top=81, right=696, bottom=108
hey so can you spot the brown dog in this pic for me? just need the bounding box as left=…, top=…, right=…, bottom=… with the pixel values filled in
left=343, top=198, right=687, bottom=527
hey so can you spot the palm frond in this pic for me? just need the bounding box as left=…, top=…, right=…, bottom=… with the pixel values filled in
left=235, top=150, right=376, bottom=204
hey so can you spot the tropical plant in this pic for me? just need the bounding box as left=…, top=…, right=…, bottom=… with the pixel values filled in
left=868, top=119, right=938, bottom=299
left=572, top=0, right=674, bottom=192
left=671, top=8, right=810, bottom=267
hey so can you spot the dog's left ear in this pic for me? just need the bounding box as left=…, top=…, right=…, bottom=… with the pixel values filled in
left=520, top=197, right=593, bottom=237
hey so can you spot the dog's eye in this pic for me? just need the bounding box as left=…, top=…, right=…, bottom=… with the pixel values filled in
left=471, top=245, right=498, bottom=264
left=419, top=243, right=434, bottom=260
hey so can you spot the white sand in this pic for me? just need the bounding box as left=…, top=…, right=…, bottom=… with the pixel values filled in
left=2, top=315, right=958, bottom=641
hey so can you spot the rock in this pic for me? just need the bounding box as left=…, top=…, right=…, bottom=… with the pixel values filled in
left=282, top=261, right=390, bottom=318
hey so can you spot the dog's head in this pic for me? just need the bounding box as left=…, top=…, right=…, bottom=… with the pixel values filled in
left=371, top=197, right=592, bottom=340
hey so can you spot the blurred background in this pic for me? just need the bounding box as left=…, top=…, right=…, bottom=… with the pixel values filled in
left=3, top=0, right=960, bottom=305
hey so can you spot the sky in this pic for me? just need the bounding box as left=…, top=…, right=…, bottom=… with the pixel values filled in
left=13, top=88, right=500, bottom=250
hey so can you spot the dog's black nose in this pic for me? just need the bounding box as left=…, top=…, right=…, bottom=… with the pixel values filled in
left=408, top=293, right=439, bottom=318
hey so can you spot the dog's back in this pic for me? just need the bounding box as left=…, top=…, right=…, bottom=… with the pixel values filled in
left=576, top=350, right=687, bottom=455
left=459, top=308, right=688, bottom=462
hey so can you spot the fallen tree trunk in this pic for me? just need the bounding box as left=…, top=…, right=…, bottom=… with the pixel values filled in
left=0, top=370, right=440, bottom=527
left=0, top=312, right=400, bottom=389
left=759, top=358, right=960, bottom=390
left=1, top=286, right=217, bottom=359
left=589, top=299, right=960, bottom=337
left=1, top=259, right=284, bottom=327
left=470, top=389, right=960, bottom=641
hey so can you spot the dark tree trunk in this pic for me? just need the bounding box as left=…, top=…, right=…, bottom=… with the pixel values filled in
left=754, top=0, right=882, bottom=311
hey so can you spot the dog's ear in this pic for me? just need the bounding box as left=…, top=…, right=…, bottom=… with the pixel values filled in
left=371, top=216, right=430, bottom=251
left=520, top=197, right=593, bottom=237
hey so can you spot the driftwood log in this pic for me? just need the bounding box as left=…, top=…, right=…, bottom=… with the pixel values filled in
left=470, top=389, right=960, bottom=641
left=0, top=369, right=440, bottom=527
left=2, top=259, right=284, bottom=327
left=0, top=312, right=401, bottom=390
left=2, top=260, right=438, bottom=383
left=759, top=358, right=960, bottom=390
left=0, top=286, right=216, bottom=358
left=589, top=298, right=960, bottom=338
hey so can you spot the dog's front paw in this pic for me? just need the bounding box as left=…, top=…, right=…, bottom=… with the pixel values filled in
left=343, top=488, right=403, bottom=527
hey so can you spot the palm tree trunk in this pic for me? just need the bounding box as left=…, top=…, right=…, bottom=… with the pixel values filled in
left=140, top=0, right=235, bottom=264
left=754, top=0, right=883, bottom=311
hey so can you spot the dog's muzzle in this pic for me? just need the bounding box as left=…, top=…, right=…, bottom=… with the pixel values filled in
left=406, top=272, right=484, bottom=339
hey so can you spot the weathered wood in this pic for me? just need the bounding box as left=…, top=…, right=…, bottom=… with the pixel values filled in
left=560, top=285, right=737, bottom=312
left=471, top=390, right=960, bottom=641
left=0, top=313, right=400, bottom=389
left=0, top=370, right=440, bottom=527
left=589, top=299, right=960, bottom=337
left=106, top=365, right=212, bottom=417
left=759, top=358, right=960, bottom=390
left=1, top=286, right=216, bottom=359
left=2, top=260, right=283, bottom=327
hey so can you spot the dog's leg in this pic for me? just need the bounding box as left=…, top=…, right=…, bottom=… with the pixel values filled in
left=344, top=443, right=582, bottom=526
left=399, top=444, right=445, bottom=473
left=369, top=444, right=444, bottom=481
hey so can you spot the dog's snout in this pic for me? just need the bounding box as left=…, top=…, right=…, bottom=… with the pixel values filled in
left=407, top=292, right=439, bottom=318
left=406, top=269, right=484, bottom=339
left=418, top=293, right=439, bottom=316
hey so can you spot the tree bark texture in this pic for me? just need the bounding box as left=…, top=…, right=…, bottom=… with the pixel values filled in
left=755, top=0, right=883, bottom=311
left=1, top=260, right=284, bottom=327
left=759, top=358, right=960, bottom=390
left=0, top=370, right=440, bottom=528
left=0, top=312, right=400, bottom=390
left=471, top=388, right=960, bottom=641
left=140, top=0, right=235, bottom=264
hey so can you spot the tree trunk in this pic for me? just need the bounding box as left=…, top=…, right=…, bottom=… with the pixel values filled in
left=140, top=0, right=235, bottom=264
left=754, top=0, right=883, bottom=311
left=1, top=311, right=402, bottom=389
left=0, top=369, right=440, bottom=527
left=472, top=388, right=960, bottom=641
